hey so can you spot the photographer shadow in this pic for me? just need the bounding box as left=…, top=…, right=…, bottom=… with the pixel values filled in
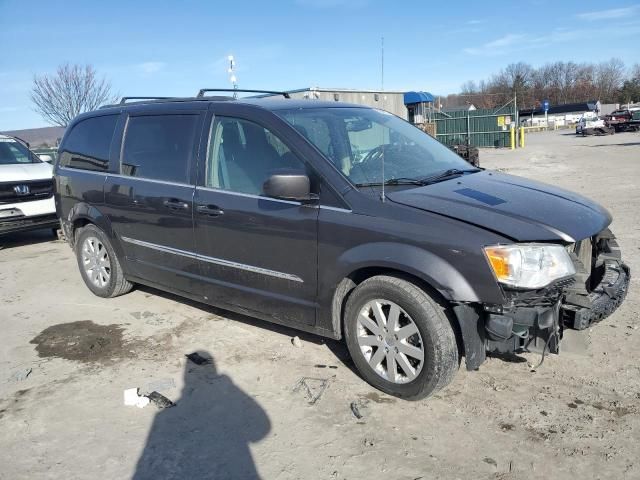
left=133, top=352, right=270, bottom=480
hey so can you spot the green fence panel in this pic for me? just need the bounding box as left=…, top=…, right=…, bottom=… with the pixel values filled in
left=432, top=106, right=515, bottom=148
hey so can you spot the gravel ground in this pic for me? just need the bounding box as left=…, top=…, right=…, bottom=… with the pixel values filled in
left=1, top=129, right=639, bottom=480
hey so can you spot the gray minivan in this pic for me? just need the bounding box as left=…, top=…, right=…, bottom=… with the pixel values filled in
left=54, top=91, right=629, bottom=399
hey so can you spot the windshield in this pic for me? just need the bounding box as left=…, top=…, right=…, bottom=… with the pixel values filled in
left=277, top=107, right=475, bottom=185
left=0, top=138, right=40, bottom=165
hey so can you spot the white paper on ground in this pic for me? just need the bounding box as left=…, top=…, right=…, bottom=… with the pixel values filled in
left=124, top=387, right=150, bottom=408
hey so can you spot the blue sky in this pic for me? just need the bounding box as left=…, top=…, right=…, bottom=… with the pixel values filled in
left=1, top=0, right=639, bottom=130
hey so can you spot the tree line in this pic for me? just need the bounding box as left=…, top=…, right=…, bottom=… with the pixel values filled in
left=444, top=58, right=640, bottom=111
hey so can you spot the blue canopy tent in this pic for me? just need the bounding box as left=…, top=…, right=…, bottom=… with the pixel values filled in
left=403, top=91, right=435, bottom=105
left=403, top=91, right=435, bottom=123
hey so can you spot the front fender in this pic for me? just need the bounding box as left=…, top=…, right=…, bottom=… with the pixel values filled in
left=317, top=241, right=505, bottom=340
left=334, top=242, right=491, bottom=302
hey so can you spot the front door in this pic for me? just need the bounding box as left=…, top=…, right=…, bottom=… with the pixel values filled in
left=104, top=112, right=203, bottom=293
left=193, top=115, right=318, bottom=326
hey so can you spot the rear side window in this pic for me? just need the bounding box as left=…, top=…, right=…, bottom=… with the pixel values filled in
left=121, top=115, right=198, bottom=183
left=60, top=115, right=118, bottom=171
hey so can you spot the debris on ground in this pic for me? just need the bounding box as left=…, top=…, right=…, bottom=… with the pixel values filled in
left=483, top=457, right=498, bottom=467
left=314, top=364, right=338, bottom=369
left=142, top=378, right=176, bottom=395
left=293, top=377, right=330, bottom=405
left=291, top=336, right=302, bottom=348
left=9, top=367, right=32, bottom=382
left=146, top=391, right=175, bottom=409
left=185, top=351, right=212, bottom=365
left=350, top=397, right=371, bottom=419
left=123, top=388, right=149, bottom=408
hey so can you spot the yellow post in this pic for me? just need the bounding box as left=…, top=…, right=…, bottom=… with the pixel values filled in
left=519, top=126, right=525, bottom=148
left=510, top=127, right=515, bottom=150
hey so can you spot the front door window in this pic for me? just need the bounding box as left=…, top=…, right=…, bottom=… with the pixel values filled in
left=207, top=117, right=305, bottom=196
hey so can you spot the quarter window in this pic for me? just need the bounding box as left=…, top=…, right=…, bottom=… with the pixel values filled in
left=122, top=115, right=199, bottom=183
left=59, top=115, right=118, bottom=171
left=206, top=117, right=305, bottom=196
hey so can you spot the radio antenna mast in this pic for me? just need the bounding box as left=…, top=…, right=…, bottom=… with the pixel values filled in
left=380, top=36, right=386, bottom=202
left=381, top=36, right=384, bottom=91
left=228, top=55, right=238, bottom=98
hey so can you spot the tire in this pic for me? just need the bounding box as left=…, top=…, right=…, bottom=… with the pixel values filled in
left=75, top=224, right=133, bottom=298
left=343, top=275, right=459, bottom=400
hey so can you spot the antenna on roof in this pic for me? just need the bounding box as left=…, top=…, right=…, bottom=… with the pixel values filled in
left=380, top=36, right=386, bottom=203
left=228, top=55, right=238, bottom=98
left=381, top=36, right=384, bottom=91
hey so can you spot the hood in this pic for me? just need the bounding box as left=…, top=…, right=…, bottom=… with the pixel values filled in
left=387, top=171, right=611, bottom=243
left=0, top=162, right=53, bottom=182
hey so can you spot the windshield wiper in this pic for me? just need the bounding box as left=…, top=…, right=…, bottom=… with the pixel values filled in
left=355, top=178, right=428, bottom=187
left=418, top=168, right=478, bottom=185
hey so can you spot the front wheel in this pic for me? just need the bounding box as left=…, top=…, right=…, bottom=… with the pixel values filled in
left=344, top=276, right=459, bottom=400
left=75, top=224, right=133, bottom=298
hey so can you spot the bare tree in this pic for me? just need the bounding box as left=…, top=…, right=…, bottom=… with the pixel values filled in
left=31, top=64, right=116, bottom=126
left=618, top=63, right=640, bottom=105
left=595, top=58, right=626, bottom=102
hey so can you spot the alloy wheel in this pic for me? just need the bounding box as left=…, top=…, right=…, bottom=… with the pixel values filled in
left=81, top=236, right=111, bottom=288
left=356, top=299, right=425, bottom=384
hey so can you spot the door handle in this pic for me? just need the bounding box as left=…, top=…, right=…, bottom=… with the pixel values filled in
left=163, top=198, right=190, bottom=210
left=196, top=204, right=224, bottom=216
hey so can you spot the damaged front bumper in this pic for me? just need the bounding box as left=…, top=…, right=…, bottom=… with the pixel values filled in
left=562, top=231, right=630, bottom=330
left=456, top=229, right=630, bottom=370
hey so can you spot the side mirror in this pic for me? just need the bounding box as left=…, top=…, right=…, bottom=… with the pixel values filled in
left=263, top=170, right=316, bottom=202
left=38, top=154, right=54, bottom=163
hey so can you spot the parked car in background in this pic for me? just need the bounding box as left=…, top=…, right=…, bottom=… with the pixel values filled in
left=576, top=115, right=614, bottom=136
left=0, top=134, right=58, bottom=236
left=55, top=91, right=629, bottom=400
left=604, top=109, right=640, bottom=132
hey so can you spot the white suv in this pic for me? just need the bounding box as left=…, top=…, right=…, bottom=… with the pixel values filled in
left=0, top=134, right=58, bottom=236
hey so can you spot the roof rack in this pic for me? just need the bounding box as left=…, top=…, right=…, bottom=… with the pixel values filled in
left=119, top=96, right=173, bottom=105
left=197, top=88, right=291, bottom=99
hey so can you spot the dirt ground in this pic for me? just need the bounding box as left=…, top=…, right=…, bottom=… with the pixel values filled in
left=1, top=129, right=639, bottom=480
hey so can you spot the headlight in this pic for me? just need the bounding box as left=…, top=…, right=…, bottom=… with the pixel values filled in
left=484, top=244, right=575, bottom=289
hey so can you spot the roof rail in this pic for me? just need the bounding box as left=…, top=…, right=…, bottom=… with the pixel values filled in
left=197, top=88, right=291, bottom=99
left=119, top=96, right=173, bottom=105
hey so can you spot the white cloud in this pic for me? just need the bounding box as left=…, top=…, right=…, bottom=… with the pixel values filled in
left=463, top=34, right=526, bottom=55
left=485, top=34, right=527, bottom=49
left=136, top=62, right=166, bottom=74
left=464, top=22, right=640, bottom=56
left=576, top=6, right=639, bottom=21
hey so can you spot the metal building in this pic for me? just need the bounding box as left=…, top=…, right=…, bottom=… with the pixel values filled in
left=272, top=87, right=409, bottom=119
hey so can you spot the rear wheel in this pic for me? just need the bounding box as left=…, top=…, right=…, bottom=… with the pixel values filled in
left=75, top=224, right=133, bottom=298
left=344, top=275, right=459, bottom=400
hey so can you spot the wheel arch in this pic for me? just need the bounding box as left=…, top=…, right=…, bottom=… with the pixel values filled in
left=64, top=203, right=126, bottom=262
left=333, top=265, right=461, bottom=342
left=325, top=243, right=487, bottom=364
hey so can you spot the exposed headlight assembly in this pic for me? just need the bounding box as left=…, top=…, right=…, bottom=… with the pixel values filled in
left=484, top=244, right=575, bottom=290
